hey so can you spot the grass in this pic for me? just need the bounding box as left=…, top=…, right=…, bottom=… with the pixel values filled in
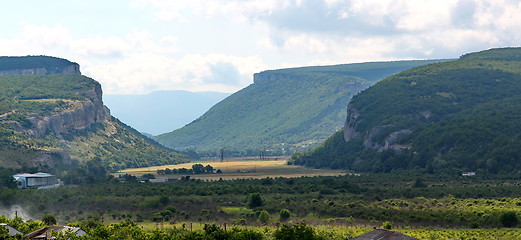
left=220, top=207, right=254, bottom=216
left=115, top=158, right=347, bottom=180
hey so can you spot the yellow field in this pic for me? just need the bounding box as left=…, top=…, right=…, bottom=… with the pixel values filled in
left=115, top=159, right=346, bottom=180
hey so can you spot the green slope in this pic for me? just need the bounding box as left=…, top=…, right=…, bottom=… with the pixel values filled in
left=293, top=48, right=521, bottom=174
left=0, top=72, right=187, bottom=171
left=154, top=60, right=445, bottom=154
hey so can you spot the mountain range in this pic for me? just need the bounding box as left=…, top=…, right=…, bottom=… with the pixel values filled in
left=154, top=60, right=446, bottom=154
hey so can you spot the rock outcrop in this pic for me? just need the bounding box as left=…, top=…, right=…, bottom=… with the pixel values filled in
left=0, top=64, right=80, bottom=76
left=0, top=56, right=81, bottom=76
left=28, top=84, right=110, bottom=139
left=0, top=56, right=108, bottom=139
left=343, top=104, right=412, bottom=152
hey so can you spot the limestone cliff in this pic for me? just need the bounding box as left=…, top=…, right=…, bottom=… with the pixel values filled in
left=0, top=56, right=187, bottom=170
left=27, top=84, right=110, bottom=139
left=0, top=56, right=81, bottom=76
left=343, top=104, right=412, bottom=152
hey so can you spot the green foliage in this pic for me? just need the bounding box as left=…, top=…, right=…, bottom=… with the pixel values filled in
left=247, top=193, right=263, bottom=209
left=499, top=211, right=518, bottom=228
left=41, top=214, right=57, bottom=225
left=257, top=210, right=270, bottom=224
left=7, top=173, right=521, bottom=229
left=294, top=48, right=521, bottom=174
left=279, top=209, right=291, bottom=221
left=155, top=60, right=444, bottom=154
left=0, top=171, right=17, bottom=189
left=273, top=223, right=320, bottom=240
left=382, top=221, right=392, bottom=229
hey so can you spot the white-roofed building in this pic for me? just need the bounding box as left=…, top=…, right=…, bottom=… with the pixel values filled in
left=13, top=173, right=60, bottom=189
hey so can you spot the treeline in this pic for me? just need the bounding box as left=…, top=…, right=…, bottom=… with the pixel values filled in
left=156, top=164, right=222, bottom=175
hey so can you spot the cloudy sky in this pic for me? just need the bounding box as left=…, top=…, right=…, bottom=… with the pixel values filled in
left=0, top=0, right=520, bottom=94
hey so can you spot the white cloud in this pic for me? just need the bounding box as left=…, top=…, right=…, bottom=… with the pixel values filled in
left=0, top=24, right=266, bottom=95
left=2, top=0, right=521, bottom=97
left=86, top=53, right=266, bottom=95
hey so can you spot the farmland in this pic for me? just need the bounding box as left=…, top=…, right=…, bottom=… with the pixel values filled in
left=116, top=158, right=347, bottom=180
left=4, top=169, right=521, bottom=239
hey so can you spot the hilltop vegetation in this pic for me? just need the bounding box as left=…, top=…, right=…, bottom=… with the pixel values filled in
left=294, top=48, right=521, bottom=174
left=155, top=60, right=445, bottom=155
left=0, top=56, right=76, bottom=71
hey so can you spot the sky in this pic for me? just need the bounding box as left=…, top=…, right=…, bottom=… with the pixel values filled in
left=0, top=0, right=520, bottom=95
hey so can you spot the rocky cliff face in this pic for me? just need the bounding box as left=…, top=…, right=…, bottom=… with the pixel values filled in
left=343, top=104, right=412, bottom=152
left=0, top=59, right=108, bottom=139
left=27, top=84, right=110, bottom=139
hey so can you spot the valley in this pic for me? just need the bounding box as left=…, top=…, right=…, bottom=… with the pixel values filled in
left=2, top=50, right=521, bottom=239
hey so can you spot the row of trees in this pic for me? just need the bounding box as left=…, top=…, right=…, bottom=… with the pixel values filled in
left=156, top=164, right=222, bottom=175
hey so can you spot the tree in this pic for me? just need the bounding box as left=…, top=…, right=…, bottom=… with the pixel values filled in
left=42, top=214, right=57, bottom=225
left=192, top=164, right=205, bottom=174
left=247, top=193, right=263, bottom=208
left=500, top=211, right=518, bottom=228
left=0, top=174, right=16, bottom=189
left=141, top=173, right=155, bottom=180
left=279, top=209, right=291, bottom=221
left=205, top=165, right=214, bottom=174
left=258, top=210, right=270, bottom=224
left=382, top=221, right=392, bottom=229
left=159, top=195, right=170, bottom=206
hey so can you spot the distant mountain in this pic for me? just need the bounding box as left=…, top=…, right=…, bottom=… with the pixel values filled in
left=154, top=60, right=446, bottom=154
left=104, top=91, right=230, bottom=136
left=293, top=48, right=521, bottom=174
left=0, top=56, right=187, bottom=172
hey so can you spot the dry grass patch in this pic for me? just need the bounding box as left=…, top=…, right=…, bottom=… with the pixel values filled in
left=116, top=159, right=346, bottom=180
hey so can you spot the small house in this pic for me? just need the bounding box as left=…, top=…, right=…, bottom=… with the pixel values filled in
left=352, top=229, right=418, bottom=240
left=0, top=223, right=23, bottom=236
left=462, top=172, right=476, bottom=176
left=26, top=225, right=86, bottom=240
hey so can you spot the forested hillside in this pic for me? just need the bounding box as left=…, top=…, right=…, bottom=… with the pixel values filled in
left=155, top=60, right=445, bottom=154
left=0, top=57, right=187, bottom=172
left=293, top=48, right=521, bottom=174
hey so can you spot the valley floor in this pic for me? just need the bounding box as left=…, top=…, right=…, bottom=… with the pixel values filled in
left=116, top=159, right=347, bottom=180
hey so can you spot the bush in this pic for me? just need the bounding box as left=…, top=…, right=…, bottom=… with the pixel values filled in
left=257, top=210, right=270, bottom=224
left=500, top=211, right=518, bottom=228
left=273, top=223, right=319, bottom=240
left=279, top=209, right=291, bottom=221
left=247, top=193, right=263, bottom=209
left=41, top=214, right=57, bottom=225
left=382, top=221, right=392, bottom=229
